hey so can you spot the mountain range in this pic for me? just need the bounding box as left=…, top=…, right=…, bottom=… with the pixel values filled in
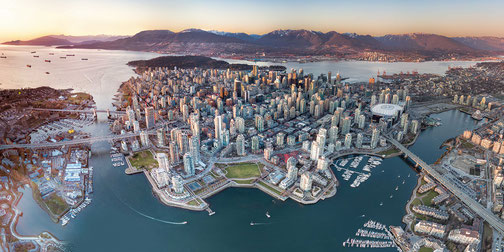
left=2, top=34, right=128, bottom=46
left=3, top=29, right=504, bottom=60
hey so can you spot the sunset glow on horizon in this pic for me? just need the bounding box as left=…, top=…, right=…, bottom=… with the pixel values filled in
left=1, top=0, right=503, bottom=42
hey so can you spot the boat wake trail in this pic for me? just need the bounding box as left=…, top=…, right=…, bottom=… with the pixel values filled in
left=250, top=222, right=272, bottom=226
left=122, top=201, right=187, bottom=225
left=107, top=184, right=187, bottom=225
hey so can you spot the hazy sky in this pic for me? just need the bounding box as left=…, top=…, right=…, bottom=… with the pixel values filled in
left=1, top=0, right=503, bottom=41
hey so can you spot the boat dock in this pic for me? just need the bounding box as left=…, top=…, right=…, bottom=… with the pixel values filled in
left=206, top=207, right=215, bottom=216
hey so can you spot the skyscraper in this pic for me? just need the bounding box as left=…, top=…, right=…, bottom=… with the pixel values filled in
left=236, top=134, right=245, bottom=156
left=344, top=133, right=352, bottom=149
left=157, top=153, right=170, bottom=172
left=214, top=115, right=223, bottom=147
left=157, top=128, right=165, bottom=147
left=300, top=172, right=313, bottom=191
left=145, top=106, right=155, bottom=129
left=183, top=153, right=195, bottom=176
left=172, top=175, right=184, bottom=194
left=371, top=128, right=380, bottom=149
left=190, top=136, right=200, bottom=163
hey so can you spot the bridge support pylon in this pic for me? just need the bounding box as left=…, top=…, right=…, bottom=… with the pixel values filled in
left=106, top=109, right=111, bottom=118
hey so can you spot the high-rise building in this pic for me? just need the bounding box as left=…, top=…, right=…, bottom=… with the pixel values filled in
left=264, top=147, right=273, bottom=160
left=251, top=136, right=260, bottom=153
left=183, top=153, right=195, bottom=176
left=133, top=120, right=140, bottom=133
left=255, top=115, right=264, bottom=132
left=145, top=106, right=155, bottom=129
left=317, top=156, right=328, bottom=171
left=358, top=114, right=365, bottom=129
left=411, top=120, right=419, bottom=135
left=310, top=141, right=321, bottom=160
left=172, top=175, right=184, bottom=194
left=356, top=133, right=363, bottom=148
left=214, top=115, right=223, bottom=147
left=236, top=134, right=246, bottom=156
left=300, top=172, right=313, bottom=191
left=236, top=117, right=245, bottom=133
left=157, top=128, right=165, bottom=146
left=276, top=132, right=285, bottom=148
left=341, top=116, right=351, bottom=135
left=371, top=128, right=380, bottom=149
left=169, top=141, right=179, bottom=163
left=140, top=130, right=149, bottom=147
left=190, top=136, right=200, bottom=163
left=344, top=133, right=352, bottom=149
left=157, top=153, right=170, bottom=172
left=329, top=126, right=339, bottom=143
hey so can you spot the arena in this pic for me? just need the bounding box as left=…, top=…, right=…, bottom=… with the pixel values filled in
left=371, top=103, right=403, bottom=121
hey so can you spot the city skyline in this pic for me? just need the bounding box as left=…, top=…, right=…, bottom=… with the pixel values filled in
left=1, top=0, right=504, bottom=42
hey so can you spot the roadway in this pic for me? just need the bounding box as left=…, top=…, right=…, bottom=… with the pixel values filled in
left=387, top=137, right=504, bottom=234
left=0, top=131, right=156, bottom=150
left=30, top=108, right=126, bottom=114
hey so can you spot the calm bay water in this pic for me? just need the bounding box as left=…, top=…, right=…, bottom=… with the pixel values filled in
left=1, top=45, right=483, bottom=251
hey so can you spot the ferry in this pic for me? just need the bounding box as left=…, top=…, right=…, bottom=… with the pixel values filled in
left=26, top=64, right=31, bottom=68
left=45, top=59, right=51, bottom=63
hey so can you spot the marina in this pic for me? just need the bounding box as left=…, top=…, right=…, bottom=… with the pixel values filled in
left=343, top=220, right=398, bottom=249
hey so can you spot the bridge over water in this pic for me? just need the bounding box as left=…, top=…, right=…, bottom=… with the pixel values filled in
left=387, top=136, right=504, bottom=234
left=0, top=131, right=158, bottom=150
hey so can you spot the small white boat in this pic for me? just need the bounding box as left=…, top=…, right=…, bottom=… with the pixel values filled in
left=266, top=212, right=271, bottom=218
left=380, top=202, right=383, bottom=206
left=395, top=186, right=398, bottom=191
left=250, top=222, right=255, bottom=226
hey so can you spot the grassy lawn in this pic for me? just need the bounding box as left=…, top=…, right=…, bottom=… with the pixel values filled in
left=411, top=198, right=422, bottom=206
left=129, top=151, right=158, bottom=170
left=258, top=181, right=282, bottom=195
left=223, top=162, right=261, bottom=179
left=43, top=193, right=69, bottom=216
left=460, top=139, right=475, bottom=149
left=377, top=148, right=400, bottom=156
left=187, top=199, right=200, bottom=206
left=418, top=247, right=434, bottom=252
left=233, top=179, right=255, bottom=185
left=68, top=92, right=92, bottom=105
left=421, top=191, right=439, bottom=206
